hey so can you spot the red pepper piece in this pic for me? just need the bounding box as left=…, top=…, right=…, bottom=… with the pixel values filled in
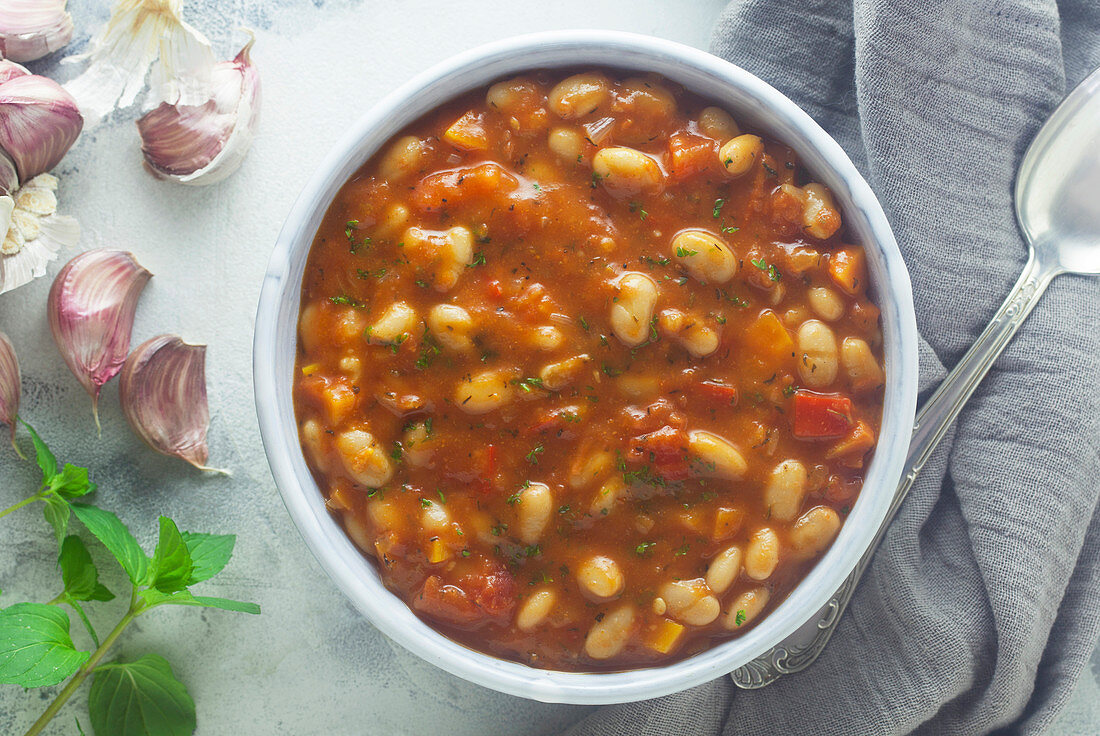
left=791, top=390, right=853, bottom=439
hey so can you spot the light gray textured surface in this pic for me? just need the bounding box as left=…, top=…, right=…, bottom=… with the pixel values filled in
left=0, top=1, right=1096, bottom=735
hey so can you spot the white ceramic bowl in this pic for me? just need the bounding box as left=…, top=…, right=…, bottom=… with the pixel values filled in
left=254, top=30, right=919, bottom=704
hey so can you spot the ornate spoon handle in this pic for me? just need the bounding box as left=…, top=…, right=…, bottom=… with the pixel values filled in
left=732, top=251, right=1060, bottom=690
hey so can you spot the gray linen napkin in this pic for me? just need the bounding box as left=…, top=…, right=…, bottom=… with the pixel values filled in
left=566, top=1, right=1100, bottom=734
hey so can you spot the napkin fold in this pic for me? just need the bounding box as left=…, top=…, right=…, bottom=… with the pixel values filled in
left=567, top=1, right=1100, bottom=733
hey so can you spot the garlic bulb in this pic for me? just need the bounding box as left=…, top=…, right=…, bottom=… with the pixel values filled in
left=48, top=249, right=152, bottom=430
left=0, top=174, right=80, bottom=295
left=63, top=0, right=215, bottom=128
left=137, top=35, right=260, bottom=185
left=120, top=335, right=222, bottom=472
left=0, top=63, right=83, bottom=184
left=0, top=0, right=73, bottom=63
left=0, top=330, right=20, bottom=454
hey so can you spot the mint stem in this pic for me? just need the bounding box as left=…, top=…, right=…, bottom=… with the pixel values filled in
left=0, top=490, right=45, bottom=520
left=22, top=592, right=137, bottom=736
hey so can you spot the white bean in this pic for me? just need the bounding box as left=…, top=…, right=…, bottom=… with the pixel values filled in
left=698, top=106, right=740, bottom=141
left=455, top=369, right=514, bottom=414
left=299, top=419, right=326, bottom=469
left=402, top=421, right=434, bottom=467
left=516, top=589, right=557, bottom=632
left=584, top=604, right=635, bottom=660
left=403, top=225, right=474, bottom=292
left=568, top=448, right=613, bottom=489
left=539, top=354, right=590, bottom=391
left=797, top=319, right=839, bottom=388
left=724, top=587, right=770, bottom=630
left=589, top=477, right=625, bottom=517
left=841, top=337, right=884, bottom=392
left=420, top=499, right=451, bottom=532
left=790, top=506, right=841, bottom=557
left=548, top=127, right=586, bottom=161
left=368, top=301, right=417, bottom=345
left=705, top=545, right=743, bottom=594
left=335, top=429, right=393, bottom=488
left=592, top=147, right=663, bottom=196
left=427, top=304, right=474, bottom=352
left=659, top=578, right=721, bottom=626
left=802, top=183, right=841, bottom=240
left=719, top=134, right=763, bottom=177
left=548, top=72, right=612, bottom=119
left=577, top=555, right=625, bottom=600
left=744, top=527, right=780, bottom=580
left=807, top=286, right=845, bottom=321
left=619, top=77, right=677, bottom=119
left=687, top=430, right=747, bottom=480
left=378, top=135, right=427, bottom=181
left=670, top=230, right=736, bottom=284
left=609, top=272, right=658, bottom=347
left=764, top=459, right=808, bottom=522
left=517, top=482, right=553, bottom=544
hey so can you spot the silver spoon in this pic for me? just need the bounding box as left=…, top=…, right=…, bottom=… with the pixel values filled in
left=733, top=65, right=1100, bottom=689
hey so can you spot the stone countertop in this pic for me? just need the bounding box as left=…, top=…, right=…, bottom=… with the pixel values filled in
left=0, top=1, right=1095, bottom=734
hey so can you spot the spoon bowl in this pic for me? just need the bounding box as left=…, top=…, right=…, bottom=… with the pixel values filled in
left=1016, top=66, right=1100, bottom=274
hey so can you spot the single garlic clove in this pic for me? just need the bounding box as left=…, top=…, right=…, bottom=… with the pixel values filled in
left=0, top=0, right=73, bottom=63
left=47, top=249, right=152, bottom=430
left=0, top=330, right=22, bottom=455
left=0, top=59, right=30, bottom=85
left=62, top=0, right=214, bottom=128
left=137, top=34, right=260, bottom=186
left=0, top=71, right=83, bottom=184
left=120, top=335, right=223, bottom=472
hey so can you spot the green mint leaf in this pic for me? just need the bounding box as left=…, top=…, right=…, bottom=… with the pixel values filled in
left=59, top=535, right=114, bottom=603
left=50, top=463, right=96, bottom=499
left=88, top=654, right=196, bottom=736
left=71, top=504, right=149, bottom=585
left=0, top=602, right=89, bottom=687
left=148, top=517, right=193, bottom=593
left=43, top=494, right=71, bottom=548
left=138, top=589, right=260, bottom=615
left=22, top=421, right=57, bottom=482
left=188, top=596, right=261, bottom=615
left=180, top=532, right=235, bottom=585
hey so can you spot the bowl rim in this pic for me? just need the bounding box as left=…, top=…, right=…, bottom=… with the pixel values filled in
left=254, top=29, right=919, bottom=704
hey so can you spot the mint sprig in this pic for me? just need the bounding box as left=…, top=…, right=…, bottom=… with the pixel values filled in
left=0, top=422, right=258, bottom=735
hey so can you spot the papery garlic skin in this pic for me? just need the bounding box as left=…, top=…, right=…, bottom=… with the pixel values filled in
left=0, top=174, right=80, bottom=295
left=63, top=0, right=214, bottom=128
left=48, top=249, right=152, bottom=429
left=137, top=35, right=260, bottom=186
left=0, top=330, right=20, bottom=451
left=120, top=334, right=221, bottom=471
left=0, top=71, right=83, bottom=183
left=0, top=0, right=73, bottom=63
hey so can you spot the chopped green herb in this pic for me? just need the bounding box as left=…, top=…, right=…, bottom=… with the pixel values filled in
left=525, top=445, right=544, bottom=465
left=468, top=251, right=487, bottom=267
left=721, top=225, right=739, bottom=233
left=629, top=201, right=648, bottom=219
left=635, top=541, right=656, bottom=556
left=437, top=489, right=446, bottom=505
left=735, top=609, right=747, bottom=626
left=330, top=294, right=368, bottom=309
left=506, top=492, right=522, bottom=505
left=675, top=245, right=698, bottom=258
left=751, top=258, right=781, bottom=282
left=524, top=544, right=542, bottom=558
left=345, top=220, right=359, bottom=239
left=513, top=377, right=545, bottom=393
left=579, top=316, right=590, bottom=331
left=712, top=198, right=726, bottom=218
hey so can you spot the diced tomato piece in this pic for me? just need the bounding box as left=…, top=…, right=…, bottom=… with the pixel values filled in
left=791, top=390, right=853, bottom=439
left=629, top=425, right=691, bottom=481
left=827, top=246, right=867, bottom=296
left=411, top=163, right=518, bottom=213
left=485, top=279, right=504, bottom=300
left=413, top=562, right=517, bottom=627
left=695, top=379, right=739, bottom=406
left=415, top=575, right=481, bottom=625
left=668, top=132, right=719, bottom=180
left=827, top=419, right=876, bottom=466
